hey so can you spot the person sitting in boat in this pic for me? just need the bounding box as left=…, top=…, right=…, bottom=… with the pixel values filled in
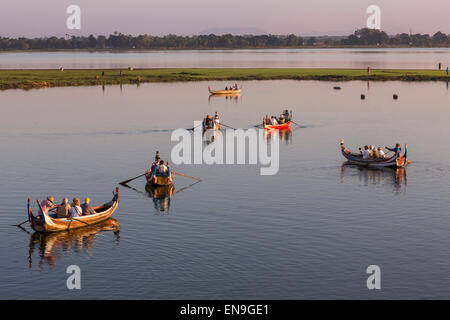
left=158, top=159, right=168, bottom=175
left=225, top=86, right=228, bottom=91
left=378, top=147, right=385, bottom=159
left=56, top=198, right=71, bottom=218
left=81, top=197, right=96, bottom=216
left=39, top=196, right=56, bottom=218
left=271, top=116, right=278, bottom=125
left=278, top=115, right=286, bottom=124
left=264, top=115, right=271, bottom=125
left=69, top=198, right=82, bottom=217
left=373, top=147, right=380, bottom=159
left=361, top=145, right=370, bottom=159
left=214, top=112, right=220, bottom=125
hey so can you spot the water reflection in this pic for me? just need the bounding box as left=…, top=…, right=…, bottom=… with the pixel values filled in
left=145, top=184, right=175, bottom=214
left=340, top=163, right=407, bottom=195
left=28, top=218, right=120, bottom=269
left=208, top=93, right=241, bottom=104
left=264, top=128, right=293, bottom=145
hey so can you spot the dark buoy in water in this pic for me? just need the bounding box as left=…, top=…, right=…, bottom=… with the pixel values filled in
left=393, top=94, right=398, bottom=100
left=333, top=86, right=342, bottom=90
left=361, top=94, right=365, bottom=100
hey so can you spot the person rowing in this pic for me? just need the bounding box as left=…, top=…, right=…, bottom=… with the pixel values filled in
left=385, top=143, right=401, bottom=155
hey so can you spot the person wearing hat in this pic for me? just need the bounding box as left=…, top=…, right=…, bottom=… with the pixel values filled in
left=81, top=197, right=96, bottom=216
left=39, top=196, right=56, bottom=217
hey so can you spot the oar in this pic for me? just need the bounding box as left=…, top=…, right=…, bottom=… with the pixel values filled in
left=291, top=120, right=303, bottom=127
left=220, top=123, right=236, bottom=130
left=119, top=172, right=147, bottom=185
left=69, top=217, right=90, bottom=226
left=187, top=123, right=202, bottom=131
left=173, top=171, right=202, bottom=181
left=15, top=220, right=29, bottom=227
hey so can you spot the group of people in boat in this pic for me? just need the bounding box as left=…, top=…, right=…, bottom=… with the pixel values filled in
left=359, top=144, right=401, bottom=160
left=38, top=196, right=96, bottom=219
left=224, top=84, right=239, bottom=91
left=264, top=110, right=291, bottom=125
left=203, top=112, right=220, bottom=129
left=148, top=151, right=171, bottom=176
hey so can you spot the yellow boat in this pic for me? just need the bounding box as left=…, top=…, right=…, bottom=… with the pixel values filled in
left=208, top=86, right=241, bottom=95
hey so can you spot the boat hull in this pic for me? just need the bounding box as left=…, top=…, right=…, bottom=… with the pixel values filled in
left=146, top=174, right=174, bottom=187
left=263, top=121, right=292, bottom=130
left=209, top=89, right=240, bottom=95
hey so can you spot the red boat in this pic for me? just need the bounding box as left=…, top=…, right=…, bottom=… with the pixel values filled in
left=263, top=121, right=292, bottom=130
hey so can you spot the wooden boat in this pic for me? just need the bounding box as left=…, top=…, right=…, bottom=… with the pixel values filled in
left=340, top=138, right=409, bottom=169
left=263, top=121, right=292, bottom=130
left=28, top=188, right=120, bottom=233
left=146, top=166, right=174, bottom=187
left=208, top=86, right=241, bottom=95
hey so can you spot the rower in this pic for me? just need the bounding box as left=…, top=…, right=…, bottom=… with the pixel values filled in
left=386, top=143, right=401, bottom=155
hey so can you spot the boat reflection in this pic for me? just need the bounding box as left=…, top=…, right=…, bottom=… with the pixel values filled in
left=208, top=93, right=241, bottom=104
left=340, top=163, right=407, bottom=195
left=28, top=218, right=120, bottom=269
left=145, top=184, right=175, bottom=214
left=264, top=128, right=292, bottom=145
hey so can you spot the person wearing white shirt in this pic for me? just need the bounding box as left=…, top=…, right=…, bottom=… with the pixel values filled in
left=377, top=147, right=385, bottom=159
left=362, top=145, right=370, bottom=159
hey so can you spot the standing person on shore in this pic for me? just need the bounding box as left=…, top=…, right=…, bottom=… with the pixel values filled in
left=446, top=67, right=449, bottom=76
left=439, top=63, right=442, bottom=70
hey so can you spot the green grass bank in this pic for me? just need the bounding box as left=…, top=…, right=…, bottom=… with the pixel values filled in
left=1, top=68, right=449, bottom=90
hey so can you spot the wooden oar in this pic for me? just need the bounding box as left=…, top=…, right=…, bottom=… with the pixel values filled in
left=291, top=120, right=303, bottom=127
left=15, top=220, right=29, bottom=227
left=220, top=123, right=236, bottom=130
left=119, top=172, right=147, bottom=185
left=69, top=217, right=90, bottom=226
left=173, top=171, right=202, bottom=181
left=187, top=123, right=202, bottom=131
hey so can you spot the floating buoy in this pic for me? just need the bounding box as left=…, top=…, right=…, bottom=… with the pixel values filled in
left=393, top=94, right=398, bottom=100
left=333, top=86, right=341, bottom=90
left=361, top=94, right=365, bottom=100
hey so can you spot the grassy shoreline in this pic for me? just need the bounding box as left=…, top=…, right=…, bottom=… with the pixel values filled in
left=1, top=68, right=449, bottom=90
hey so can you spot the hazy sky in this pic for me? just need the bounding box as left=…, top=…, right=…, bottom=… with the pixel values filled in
left=1, top=0, right=450, bottom=37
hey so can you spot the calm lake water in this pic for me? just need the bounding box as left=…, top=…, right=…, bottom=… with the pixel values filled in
left=1, top=80, right=450, bottom=299
left=2, top=48, right=450, bottom=69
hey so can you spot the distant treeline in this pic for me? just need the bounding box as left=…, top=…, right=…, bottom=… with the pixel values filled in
left=2, top=28, right=450, bottom=50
